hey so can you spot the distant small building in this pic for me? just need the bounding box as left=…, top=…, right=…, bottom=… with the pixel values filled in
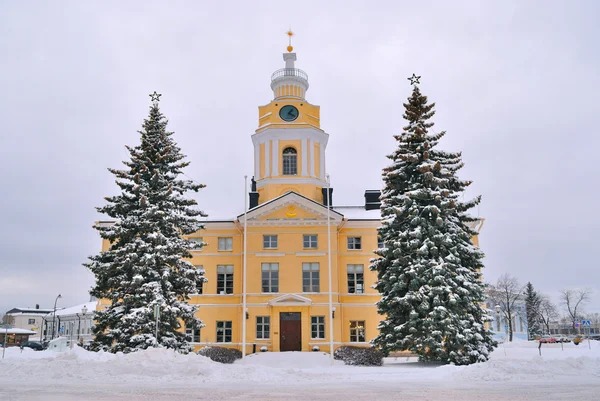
left=484, top=299, right=529, bottom=341
left=44, top=301, right=97, bottom=343
left=0, top=328, right=37, bottom=347
left=3, top=305, right=54, bottom=341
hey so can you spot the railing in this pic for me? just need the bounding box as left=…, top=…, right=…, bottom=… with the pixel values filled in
left=271, top=68, right=308, bottom=82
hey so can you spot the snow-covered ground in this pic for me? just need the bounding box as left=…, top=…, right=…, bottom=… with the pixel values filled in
left=1, top=340, right=599, bottom=400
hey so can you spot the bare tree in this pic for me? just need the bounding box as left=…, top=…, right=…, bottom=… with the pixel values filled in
left=488, top=274, right=524, bottom=342
left=561, top=288, right=592, bottom=330
left=538, top=296, right=559, bottom=334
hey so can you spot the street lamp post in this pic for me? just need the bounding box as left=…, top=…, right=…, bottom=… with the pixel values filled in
left=51, top=294, right=62, bottom=340
left=80, top=305, right=88, bottom=343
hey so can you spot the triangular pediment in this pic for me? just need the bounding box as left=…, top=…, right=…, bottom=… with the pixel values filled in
left=237, top=191, right=343, bottom=226
left=268, top=293, right=313, bottom=306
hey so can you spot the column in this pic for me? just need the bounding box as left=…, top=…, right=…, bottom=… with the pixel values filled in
left=301, top=138, right=308, bottom=176
left=309, top=138, right=314, bottom=177
left=265, top=140, right=270, bottom=178
left=254, top=144, right=260, bottom=179
left=272, top=139, right=279, bottom=176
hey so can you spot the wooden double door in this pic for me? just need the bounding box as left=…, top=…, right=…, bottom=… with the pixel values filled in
left=279, top=312, right=301, bottom=352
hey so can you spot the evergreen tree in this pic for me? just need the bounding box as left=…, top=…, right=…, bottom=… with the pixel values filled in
left=524, top=282, right=542, bottom=339
left=371, top=79, right=496, bottom=365
left=86, top=93, right=206, bottom=353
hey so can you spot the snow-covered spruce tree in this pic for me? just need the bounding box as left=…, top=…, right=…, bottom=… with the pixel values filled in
left=86, top=93, right=206, bottom=353
left=524, top=282, right=542, bottom=339
left=371, top=78, right=496, bottom=365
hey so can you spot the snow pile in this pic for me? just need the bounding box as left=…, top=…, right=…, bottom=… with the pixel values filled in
left=1, top=341, right=599, bottom=386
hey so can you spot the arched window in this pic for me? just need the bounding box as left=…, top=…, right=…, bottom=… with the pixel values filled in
left=282, top=147, right=297, bottom=175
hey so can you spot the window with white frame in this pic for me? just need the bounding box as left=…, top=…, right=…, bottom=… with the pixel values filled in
left=311, top=316, right=325, bottom=339
left=28, top=318, right=35, bottom=325
left=263, top=235, right=278, bottom=249
left=216, top=321, right=232, bottom=342
left=302, top=262, right=320, bottom=292
left=377, top=236, right=384, bottom=249
left=188, top=237, right=204, bottom=251
left=256, top=316, right=270, bottom=339
left=217, top=265, right=234, bottom=294
left=195, top=265, right=204, bottom=294
left=349, top=320, right=366, bottom=342
left=282, top=147, right=297, bottom=175
left=261, top=263, right=279, bottom=293
left=186, top=323, right=201, bottom=342
left=303, top=234, right=318, bottom=249
left=347, top=237, right=362, bottom=250
left=218, top=237, right=233, bottom=251
left=347, top=264, right=364, bottom=294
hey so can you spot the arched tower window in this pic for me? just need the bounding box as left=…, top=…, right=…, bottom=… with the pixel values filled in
left=282, top=147, right=297, bottom=175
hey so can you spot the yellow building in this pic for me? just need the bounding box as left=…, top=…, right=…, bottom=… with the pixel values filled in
left=98, top=45, right=482, bottom=353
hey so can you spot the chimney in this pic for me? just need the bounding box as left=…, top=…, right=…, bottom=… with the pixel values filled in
left=35, top=304, right=39, bottom=309
left=322, top=187, right=333, bottom=207
left=364, top=190, right=381, bottom=210
left=249, top=176, right=259, bottom=209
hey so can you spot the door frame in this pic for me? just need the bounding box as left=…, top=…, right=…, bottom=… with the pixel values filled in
left=279, top=312, right=302, bottom=352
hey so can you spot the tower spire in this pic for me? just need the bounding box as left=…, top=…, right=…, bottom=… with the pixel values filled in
left=286, top=29, right=294, bottom=52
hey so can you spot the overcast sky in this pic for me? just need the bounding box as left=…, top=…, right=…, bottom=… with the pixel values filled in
left=1, top=1, right=598, bottom=317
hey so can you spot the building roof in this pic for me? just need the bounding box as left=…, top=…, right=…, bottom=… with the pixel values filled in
left=0, top=328, right=37, bottom=335
left=5, top=308, right=54, bottom=315
left=332, top=206, right=381, bottom=220
left=52, top=302, right=97, bottom=318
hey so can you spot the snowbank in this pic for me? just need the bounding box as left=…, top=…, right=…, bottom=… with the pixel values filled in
left=1, top=341, right=599, bottom=386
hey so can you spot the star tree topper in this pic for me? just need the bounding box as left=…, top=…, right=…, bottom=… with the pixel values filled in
left=407, top=73, right=421, bottom=86
left=149, top=91, right=162, bottom=103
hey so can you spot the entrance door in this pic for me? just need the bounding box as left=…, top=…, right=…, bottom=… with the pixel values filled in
left=280, top=312, right=302, bottom=351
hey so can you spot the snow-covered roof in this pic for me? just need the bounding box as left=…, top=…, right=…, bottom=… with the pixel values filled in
left=333, top=206, right=381, bottom=220
left=53, top=302, right=97, bottom=317
left=6, top=308, right=54, bottom=315
left=0, top=328, right=37, bottom=335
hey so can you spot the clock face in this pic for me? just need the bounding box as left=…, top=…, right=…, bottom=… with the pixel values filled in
left=279, top=105, right=299, bottom=122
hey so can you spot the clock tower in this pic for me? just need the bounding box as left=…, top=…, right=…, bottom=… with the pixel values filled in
left=251, top=43, right=330, bottom=206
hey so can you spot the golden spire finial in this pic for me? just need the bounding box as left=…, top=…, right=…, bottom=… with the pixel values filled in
left=286, top=29, right=294, bottom=52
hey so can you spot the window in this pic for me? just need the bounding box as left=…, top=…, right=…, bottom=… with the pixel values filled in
left=256, top=316, right=270, bottom=339
left=263, top=235, right=278, bottom=249
left=186, top=323, right=201, bottom=342
left=282, top=147, right=297, bottom=175
left=261, top=263, right=279, bottom=293
left=302, top=262, right=320, bottom=292
left=217, top=265, right=234, bottom=294
left=188, top=237, right=204, bottom=251
left=347, top=237, right=362, bottom=250
left=28, top=318, right=35, bottom=325
left=349, top=321, right=366, bottom=342
left=218, top=237, right=233, bottom=251
left=311, top=316, right=325, bottom=339
left=303, top=234, right=318, bottom=249
left=216, top=321, right=232, bottom=343
left=377, top=236, right=384, bottom=249
left=347, top=265, right=364, bottom=294
left=195, top=265, right=204, bottom=294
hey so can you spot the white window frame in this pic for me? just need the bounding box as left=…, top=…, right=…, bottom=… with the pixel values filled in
left=188, top=237, right=204, bottom=251
left=263, top=235, right=278, bottom=249
left=217, top=265, right=234, bottom=294
left=282, top=147, right=298, bottom=175
left=261, top=263, right=279, bottom=293
left=347, top=236, right=362, bottom=250
left=186, top=324, right=201, bottom=342
left=218, top=237, right=233, bottom=251
left=302, top=262, right=320, bottom=293
left=303, top=234, right=318, bottom=249
left=311, top=316, right=325, bottom=339
left=28, top=318, right=36, bottom=325
left=347, top=264, right=365, bottom=294
left=256, top=316, right=270, bottom=339
left=216, top=321, right=232, bottom=343
left=349, top=320, right=366, bottom=342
